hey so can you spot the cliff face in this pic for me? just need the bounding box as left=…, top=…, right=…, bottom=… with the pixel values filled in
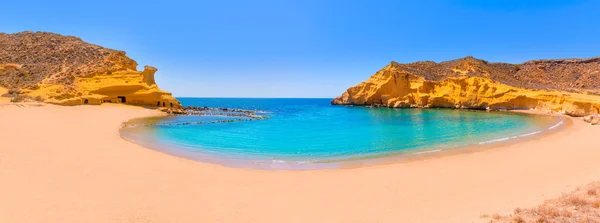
left=0, top=31, right=183, bottom=113
left=332, top=57, right=600, bottom=116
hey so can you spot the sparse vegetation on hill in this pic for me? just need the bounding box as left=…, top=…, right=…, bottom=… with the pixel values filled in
left=0, top=31, right=137, bottom=91
left=390, top=56, right=600, bottom=93
left=332, top=56, right=600, bottom=116
left=0, top=31, right=182, bottom=112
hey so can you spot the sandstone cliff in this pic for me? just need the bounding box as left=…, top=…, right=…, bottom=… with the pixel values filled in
left=0, top=31, right=183, bottom=113
left=332, top=56, right=600, bottom=116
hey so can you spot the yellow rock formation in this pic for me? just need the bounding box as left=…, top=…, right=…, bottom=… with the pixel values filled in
left=332, top=62, right=600, bottom=117
left=19, top=66, right=183, bottom=113
left=0, top=32, right=184, bottom=113
left=0, top=86, right=9, bottom=103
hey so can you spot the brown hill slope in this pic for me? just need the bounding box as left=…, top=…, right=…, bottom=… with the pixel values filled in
left=0, top=31, right=182, bottom=112
left=332, top=57, right=600, bottom=116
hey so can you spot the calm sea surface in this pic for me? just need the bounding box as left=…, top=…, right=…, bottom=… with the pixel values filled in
left=120, top=98, right=563, bottom=169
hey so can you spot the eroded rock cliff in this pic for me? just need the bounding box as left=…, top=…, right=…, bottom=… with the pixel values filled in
left=0, top=31, right=183, bottom=113
left=332, top=57, right=600, bottom=116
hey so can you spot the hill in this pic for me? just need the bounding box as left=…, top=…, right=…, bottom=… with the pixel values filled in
left=332, top=56, right=600, bottom=116
left=0, top=31, right=183, bottom=113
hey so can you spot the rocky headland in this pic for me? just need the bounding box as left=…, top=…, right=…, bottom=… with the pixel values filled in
left=332, top=56, right=600, bottom=117
left=0, top=31, right=183, bottom=113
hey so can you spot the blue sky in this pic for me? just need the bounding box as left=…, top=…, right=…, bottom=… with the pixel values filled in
left=1, top=0, right=598, bottom=98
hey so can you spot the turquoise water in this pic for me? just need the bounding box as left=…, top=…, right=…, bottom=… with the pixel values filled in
left=121, top=98, right=563, bottom=169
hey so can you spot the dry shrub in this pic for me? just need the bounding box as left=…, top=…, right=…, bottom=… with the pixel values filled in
left=8, top=94, right=44, bottom=103
left=578, top=217, right=594, bottom=223
left=514, top=207, right=522, bottom=214
left=511, top=216, right=525, bottom=223
left=535, top=216, right=547, bottom=223
left=7, top=88, right=19, bottom=94
left=561, top=209, right=573, bottom=217
left=54, top=93, right=76, bottom=100
left=592, top=200, right=600, bottom=208
left=28, top=84, right=40, bottom=90
left=535, top=206, right=560, bottom=218
left=484, top=181, right=600, bottom=222
left=565, top=195, right=589, bottom=207
left=492, top=213, right=502, bottom=219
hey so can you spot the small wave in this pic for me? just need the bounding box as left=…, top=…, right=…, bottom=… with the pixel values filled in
left=478, top=119, right=562, bottom=145
left=269, top=159, right=314, bottom=166
left=519, top=131, right=542, bottom=137
left=413, top=149, right=442, bottom=155
left=549, top=120, right=564, bottom=130
left=295, top=160, right=312, bottom=164
left=479, top=137, right=511, bottom=145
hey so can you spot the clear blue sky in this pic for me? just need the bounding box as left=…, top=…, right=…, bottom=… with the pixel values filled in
left=1, top=0, right=598, bottom=98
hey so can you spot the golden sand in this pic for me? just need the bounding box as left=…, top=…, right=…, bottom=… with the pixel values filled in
left=1, top=103, right=600, bottom=223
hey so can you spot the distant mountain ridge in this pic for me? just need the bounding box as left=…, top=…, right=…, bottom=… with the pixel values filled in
left=332, top=56, right=600, bottom=116
left=0, top=31, right=183, bottom=113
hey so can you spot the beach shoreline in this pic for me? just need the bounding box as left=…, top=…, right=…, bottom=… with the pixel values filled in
left=119, top=107, right=568, bottom=170
left=2, top=102, right=600, bottom=223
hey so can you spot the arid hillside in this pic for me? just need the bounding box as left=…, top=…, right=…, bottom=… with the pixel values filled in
left=388, top=56, right=600, bottom=92
left=0, top=31, right=137, bottom=89
left=333, top=56, right=600, bottom=116
left=0, top=31, right=182, bottom=112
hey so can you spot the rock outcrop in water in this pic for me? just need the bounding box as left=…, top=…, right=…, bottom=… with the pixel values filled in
left=183, top=106, right=268, bottom=119
left=332, top=56, right=600, bottom=116
left=122, top=106, right=268, bottom=128
left=0, top=31, right=183, bottom=113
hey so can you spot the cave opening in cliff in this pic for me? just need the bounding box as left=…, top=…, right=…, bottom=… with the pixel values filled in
left=163, top=102, right=165, bottom=107
left=117, top=96, right=126, bottom=103
left=170, top=102, right=173, bottom=107
left=157, top=101, right=161, bottom=107
left=84, top=99, right=88, bottom=104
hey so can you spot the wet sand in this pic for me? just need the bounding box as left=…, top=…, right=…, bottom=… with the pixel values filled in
left=1, top=103, right=600, bottom=223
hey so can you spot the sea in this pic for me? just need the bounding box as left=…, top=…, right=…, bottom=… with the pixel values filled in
left=120, top=98, right=564, bottom=170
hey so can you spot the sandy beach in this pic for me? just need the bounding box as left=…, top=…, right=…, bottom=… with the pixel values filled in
left=1, top=103, right=600, bottom=223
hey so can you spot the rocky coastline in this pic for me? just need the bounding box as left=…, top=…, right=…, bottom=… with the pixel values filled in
left=332, top=56, right=600, bottom=117
left=124, top=106, right=268, bottom=128
left=0, top=31, right=184, bottom=113
left=181, top=106, right=267, bottom=118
